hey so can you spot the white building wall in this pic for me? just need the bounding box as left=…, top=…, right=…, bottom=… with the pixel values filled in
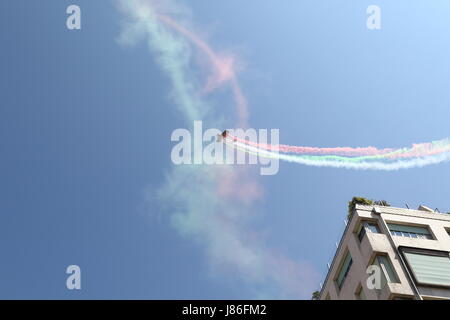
left=320, top=204, right=450, bottom=300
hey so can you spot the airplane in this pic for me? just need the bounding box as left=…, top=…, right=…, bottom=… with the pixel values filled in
left=216, top=130, right=229, bottom=142
left=217, top=130, right=237, bottom=142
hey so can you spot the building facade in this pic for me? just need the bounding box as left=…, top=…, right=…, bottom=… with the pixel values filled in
left=320, top=204, right=450, bottom=300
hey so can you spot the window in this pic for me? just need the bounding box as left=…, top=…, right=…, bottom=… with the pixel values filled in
left=357, top=221, right=381, bottom=242
left=392, top=296, right=414, bottom=300
left=402, top=249, right=450, bottom=287
left=367, top=222, right=381, bottom=234
left=336, top=251, right=353, bottom=290
left=355, top=285, right=366, bottom=300
left=372, top=255, right=400, bottom=290
left=387, top=223, right=433, bottom=240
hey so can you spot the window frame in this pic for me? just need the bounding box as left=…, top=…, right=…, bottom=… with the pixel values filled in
left=355, top=284, right=366, bottom=300
left=369, top=253, right=401, bottom=293
left=376, top=254, right=400, bottom=284
left=356, top=220, right=382, bottom=242
left=335, top=250, right=353, bottom=290
left=391, top=295, right=414, bottom=300
left=399, top=246, right=450, bottom=289
left=387, top=223, right=434, bottom=240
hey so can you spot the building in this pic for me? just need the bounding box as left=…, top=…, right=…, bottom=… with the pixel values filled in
left=319, top=204, right=450, bottom=300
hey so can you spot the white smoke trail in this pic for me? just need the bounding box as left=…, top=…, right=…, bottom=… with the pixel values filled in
left=229, top=141, right=450, bottom=171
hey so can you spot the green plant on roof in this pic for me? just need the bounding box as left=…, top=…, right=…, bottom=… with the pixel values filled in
left=311, top=291, right=320, bottom=300
left=347, top=197, right=391, bottom=220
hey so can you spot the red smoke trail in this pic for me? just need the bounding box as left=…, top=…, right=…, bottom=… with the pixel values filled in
left=228, top=134, right=394, bottom=156
left=157, top=14, right=249, bottom=127
left=227, top=134, right=450, bottom=160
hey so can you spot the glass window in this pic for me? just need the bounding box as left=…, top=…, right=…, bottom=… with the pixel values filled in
left=372, top=255, right=400, bottom=291
left=358, top=221, right=381, bottom=242
left=366, top=222, right=381, bottom=234
left=387, top=223, right=433, bottom=240
left=357, top=226, right=366, bottom=242
left=336, top=251, right=353, bottom=289
left=377, top=255, right=400, bottom=283
left=356, top=286, right=366, bottom=300
left=392, top=296, right=414, bottom=300
left=403, top=251, right=450, bottom=287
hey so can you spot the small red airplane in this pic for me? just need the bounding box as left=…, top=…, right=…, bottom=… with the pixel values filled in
left=216, top=130, right=229, bottom=142
left=217, top=130, right=238, bottom=142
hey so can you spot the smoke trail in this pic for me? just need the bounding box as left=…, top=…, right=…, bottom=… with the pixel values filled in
left=117, top=0, right=319, bottom=299
left=228, top=134, right=450, bottom=159
left=225, top=139, right=450, bottom=170
left=230, top=134, right=394, bottom=156
left=156, top=14, right=249, bottom=126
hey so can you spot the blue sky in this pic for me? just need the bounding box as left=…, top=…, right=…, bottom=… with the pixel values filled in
left=1, top=0, right=449, bottom=299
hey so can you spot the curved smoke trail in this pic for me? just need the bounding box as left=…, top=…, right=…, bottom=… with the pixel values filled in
left=117, top=0, right=319, bottom=299
left=157, top=14, right=249, bottom=127
left=224, top=138, right=450, bottom=170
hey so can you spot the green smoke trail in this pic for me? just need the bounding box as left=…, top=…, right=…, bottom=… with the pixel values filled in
left=225, top=140, right=450, bottom=170
left=117, top=0, right=319, bottom=298
left=226, top=138, right=450, bottom=163
left=117, top=1, right=204, bottom=123
left=230, top=137, right=450, bottom=163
